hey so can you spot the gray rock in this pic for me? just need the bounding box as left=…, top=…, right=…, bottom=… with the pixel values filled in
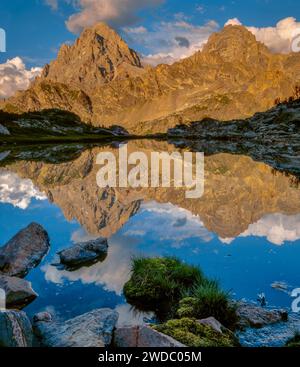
left=236, top=301, right=288, bottom=329
left=33, top=312, right=53, bottom=323
left=0, top=275, right=37, bottom=309
left=0, top=310, right=33, bottom=347
left=0, top=222, right=50, bottom=277
left=114, top=325, right=186, bottom=347
left=34, top=308, right=118, bottom=347
left=197, top=317, right=224, bottom=334
left=57, top=237, right=108, bottom=270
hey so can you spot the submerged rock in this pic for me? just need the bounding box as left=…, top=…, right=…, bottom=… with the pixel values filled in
left=0, top=223, right=50, bottom=278
left=0, top=275, right=37, bottom=309
left=238, top=313, right=300, bottom=347
left=0, top=310, right=33, bottom=347
left=114, top=325, right=186, bottom=347
left=236, top=301, right=288, bottom=329
left=57, top=237, right=108, bottom=270
left=33, top=308, right=118, bottom=347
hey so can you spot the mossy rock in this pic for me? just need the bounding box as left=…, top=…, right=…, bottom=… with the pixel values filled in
left=177, top=281, right=238, bottom=330
left=153, top=318, right=239, bottom=347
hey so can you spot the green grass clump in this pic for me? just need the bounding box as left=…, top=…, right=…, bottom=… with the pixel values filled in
left=123, top=257, right=204, bottom=317
left=123, top=256, right=238, bottom=329
left=178, top=280, right=238, bottom=329
left=153, top=318, right=239, bottom=347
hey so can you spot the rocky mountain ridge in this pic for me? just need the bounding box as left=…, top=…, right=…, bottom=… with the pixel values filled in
left=2, top=24, right=300, bottom=134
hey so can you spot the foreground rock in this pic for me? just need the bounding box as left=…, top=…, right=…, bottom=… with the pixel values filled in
left=57, top=238, right=108, bottom=270
left=0, top=310, right=33, bottom=347
left=33, top=308, right=118, bottom=347
left=114, top=325, right=186, bottom=347
left=0, top=275, right=37, bottom=309
left=236, top=302, right=288, bottom=329
left=0, top=223, right=50, bottom=277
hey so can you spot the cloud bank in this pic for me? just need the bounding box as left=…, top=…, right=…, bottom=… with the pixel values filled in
left=0, top=57, right=42, bottom=99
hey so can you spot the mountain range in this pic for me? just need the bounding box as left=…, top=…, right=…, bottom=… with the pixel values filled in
left=1, top=22, right=300, bottom=134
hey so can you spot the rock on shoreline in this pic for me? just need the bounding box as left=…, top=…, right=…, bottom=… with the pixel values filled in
left=236, top=301, right=288, bottom=329
left=0, top=275, right=37, bottom=309
left=33, top=308, right=118, bottom=347
left=0, top=222, right=50, bottom=278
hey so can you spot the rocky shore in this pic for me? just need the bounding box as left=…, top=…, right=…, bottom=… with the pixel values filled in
left=1, top=301, right=298, bottom=347
left=168, top=99, right=300, bottom=178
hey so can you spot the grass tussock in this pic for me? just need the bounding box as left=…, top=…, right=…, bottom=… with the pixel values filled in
left=123, top=256, right=238, bottom=329
left=123, top=257, right=203, bottom=317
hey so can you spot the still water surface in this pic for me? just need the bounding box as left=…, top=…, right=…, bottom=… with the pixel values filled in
left=0, top=140, right=299, bottom=324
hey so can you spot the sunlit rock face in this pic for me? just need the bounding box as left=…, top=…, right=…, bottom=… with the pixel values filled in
left=2, top=24, right=300, bottom=133
left=40, top=22, right=144, bottom=95
left=4, top=140, right=300, bottom=240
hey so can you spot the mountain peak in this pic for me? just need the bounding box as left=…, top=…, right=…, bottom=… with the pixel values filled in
left=41, top=22, right=143, bottom=93
left=79, top=22, right=123, bottom=43
left=202, top=24, right=270, bottom=62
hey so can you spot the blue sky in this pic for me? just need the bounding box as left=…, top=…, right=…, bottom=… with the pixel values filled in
left=1, top=0, right=300, bottom=67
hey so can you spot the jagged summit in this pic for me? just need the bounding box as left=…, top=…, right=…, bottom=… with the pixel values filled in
left=41, top=22, right=144, bottom=94
left=202, top=25, right=270, bottom=62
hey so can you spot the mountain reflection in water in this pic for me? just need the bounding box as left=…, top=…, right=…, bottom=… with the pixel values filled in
left=0, top=140, right=299, bottom=323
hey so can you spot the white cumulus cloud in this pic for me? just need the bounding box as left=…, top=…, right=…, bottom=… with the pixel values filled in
left=220, top=213, right=300, bottom=246
left=240, top=213, right=300, bottom=246
left=0, top=170, right=47, bottom=209
left=0, top=57, right=42, bottom=99
left=65, top=0, right=164, bottom=33
left=226, top=17, right=300, bottom=53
